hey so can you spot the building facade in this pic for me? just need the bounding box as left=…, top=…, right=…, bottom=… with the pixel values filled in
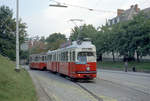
left=108, top=4, right=140, bottom=26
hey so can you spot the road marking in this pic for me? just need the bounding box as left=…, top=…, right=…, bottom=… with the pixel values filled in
left=99, top=95, right=117, bottom=101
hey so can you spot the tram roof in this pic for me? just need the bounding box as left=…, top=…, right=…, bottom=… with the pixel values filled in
left=47, top=41, right=95, bottom=54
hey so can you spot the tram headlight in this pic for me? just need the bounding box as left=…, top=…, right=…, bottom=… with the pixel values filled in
left=86, top=67, right=90, bottom=71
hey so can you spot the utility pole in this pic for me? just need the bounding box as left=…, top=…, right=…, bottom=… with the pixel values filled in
left=15, top=0, right=20, bottom=72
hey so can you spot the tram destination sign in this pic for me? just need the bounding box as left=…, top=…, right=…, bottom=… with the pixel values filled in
left=82, top=48, right=92, bottom=51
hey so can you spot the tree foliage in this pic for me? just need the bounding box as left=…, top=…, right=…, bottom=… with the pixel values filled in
left=0, top=6, right=27, bottom=60
left=69, top=13, right=150, bottom=62
left=46, top=33, right=67, bottom=50
left=70, top=24, right=98, bottom=41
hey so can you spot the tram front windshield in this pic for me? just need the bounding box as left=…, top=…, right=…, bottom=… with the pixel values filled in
left=77, top=52, right=95, bottom=62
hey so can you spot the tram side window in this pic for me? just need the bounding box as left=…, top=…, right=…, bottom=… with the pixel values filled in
left=59, top=54, right=61, bottom=61
left=61, top=53, right=62, bottom=61
left=50, top=55, right=52, bottom=61
left=62, top=52, right=64, bottom=62
left=51, top=55, right=54, bottom=61
left=47, top=55, right=49, bottom=61
left=60, top=53, right=62, bottom=61
left=30, top=57, right=32, bottom=62
left=64, top=52, right=66, bottom=61
left=63, top=52, right=65, bottom=62
left=42, top=56, right=44, bottom=61
left=57, top=53, right=59, bottom=61
left=45, top=56, right=47, bottom=61
left=63, top=52, right=64, bottom=61
left=61, top=52, right=66, bottom=62
left=73, top=51, right=75, bottom=62
left=70, top=51, right=72, bottom=62
left=66, top=52, right=68, bottom=62
left=37, top=56, right=41, bottom=61
left=54, top=54, right=56, bottom=61
left=53, top=54, right=55, bottom=61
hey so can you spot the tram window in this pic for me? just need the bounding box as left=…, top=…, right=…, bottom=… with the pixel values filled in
left=54, top=54, right=55, bottom=61
left=45, top=56, right=47, bottom=61
left=61, top=53, right=63, bottom=61
left=47, top=55, right=48, bottom=60
left=49, top=55, right=51, bottom=61
left=63, top=52, right=65, bottom=62
left=30, top=57, right=32, bottom=62
left=48, top=55, right=51, bottom=61
left=73, top=51, right=75, bottom=61
left=53, top=54, right=54, bottom=61
left=55, top=54, right=56, bottom=61
left=52, top=54, right=54, bottom=61
left=78, top=52, right=94, bottom=57
left=64, top=52, right=66, bottom=61
left=60, top=53, right=62, bottom=61
left=66, top=52, right=68, bottom=62
left=50, top=55, right=51, bottom=61
left=42, top=56, right=44, bottom=61
left=59, top=53, right=61, bottom=61
left=70, top=51, right=72, bottom=62
left=56, top=54, right=57, bottom=61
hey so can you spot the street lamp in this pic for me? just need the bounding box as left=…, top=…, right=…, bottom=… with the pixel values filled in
left=49, top=0, right=68, bottom=8
left=15, top=0, right=20, bottom=72
left=49, top=4, right=68, bottom=8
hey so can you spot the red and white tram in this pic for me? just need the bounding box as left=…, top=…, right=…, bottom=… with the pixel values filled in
left=47, top=39, right=97, bottom=79
left=29, top=53, right=47, bottom=70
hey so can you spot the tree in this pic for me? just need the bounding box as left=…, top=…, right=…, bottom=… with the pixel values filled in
left=46, top=33, right=67, bottom=50
left=107, top=12, right=150, bottom=62
left=70, top=24, right=98, bottom=42
left=127, top=12, right=150, bottom=61
left=0, top=6, right=27, bottom=60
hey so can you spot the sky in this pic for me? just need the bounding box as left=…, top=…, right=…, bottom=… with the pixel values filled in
left=0, top=0, right=150, bottom=38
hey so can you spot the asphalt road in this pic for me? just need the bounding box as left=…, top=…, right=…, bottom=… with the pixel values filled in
left=25, top=66, right=150, bottom=101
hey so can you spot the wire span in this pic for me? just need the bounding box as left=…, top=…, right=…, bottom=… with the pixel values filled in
left=50, top=0, right=116, bottom=13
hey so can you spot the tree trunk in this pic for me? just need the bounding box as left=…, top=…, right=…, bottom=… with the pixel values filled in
left=98, top=54, right=102, bottom=61
left=112, top=51, right=115, bottom=62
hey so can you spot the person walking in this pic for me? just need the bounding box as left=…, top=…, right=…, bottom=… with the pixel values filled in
left=124, top=61, right=128, bottom=72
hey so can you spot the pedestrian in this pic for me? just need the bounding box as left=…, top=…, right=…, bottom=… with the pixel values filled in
left=124, top=61, right=128, bottom=72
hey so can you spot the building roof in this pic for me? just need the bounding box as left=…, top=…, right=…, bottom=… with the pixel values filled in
left=108, top=4, right=140, bottom=25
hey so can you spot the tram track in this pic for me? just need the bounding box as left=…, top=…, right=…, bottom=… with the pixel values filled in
left=29, top=69, right=150, bottom=101
left=97, top=77, right=150, bottom=96
left=73, top=80, right=103, bottom=101
left=100, top=70, right=150, bottom=77
left=31, top=73, right=53, bottom=101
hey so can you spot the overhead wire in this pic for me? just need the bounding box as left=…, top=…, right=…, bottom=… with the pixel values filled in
left=50, top=0, right=116, bottom=13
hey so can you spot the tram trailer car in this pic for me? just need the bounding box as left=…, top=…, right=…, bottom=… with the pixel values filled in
left=29, top=53, right=47, bottom=70
left=47, top=40, right=97, bottom=79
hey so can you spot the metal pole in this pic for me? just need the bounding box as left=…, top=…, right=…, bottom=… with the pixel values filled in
left=15, top=0, right=20, bottom=72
